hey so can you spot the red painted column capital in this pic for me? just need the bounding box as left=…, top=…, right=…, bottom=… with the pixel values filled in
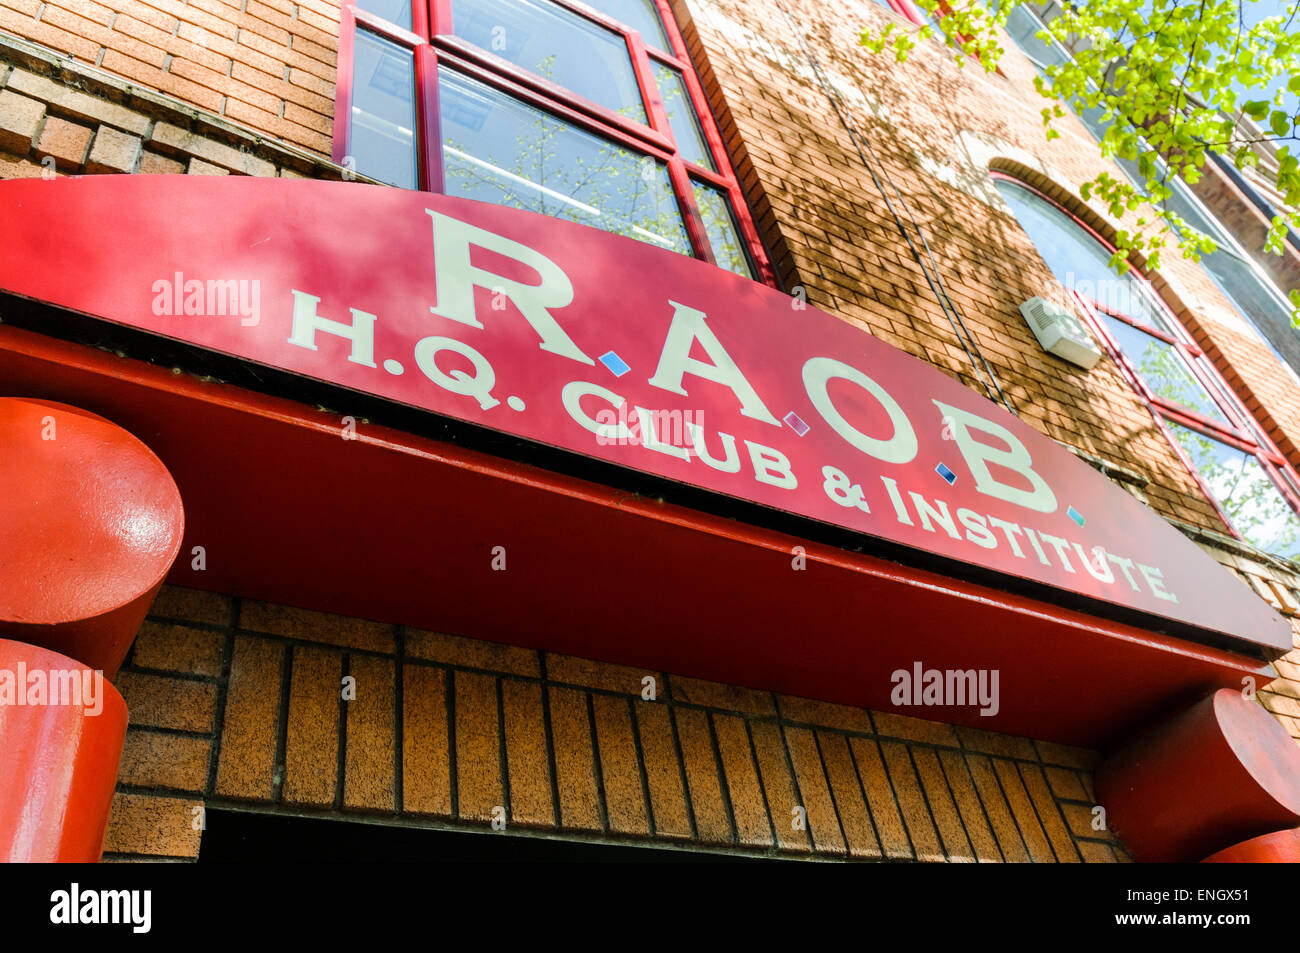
left=0, top=639, right=129, bottom=861
left=1097, top=688, right=1300, bottom=862
left=0, top=397, right=184, bottom=677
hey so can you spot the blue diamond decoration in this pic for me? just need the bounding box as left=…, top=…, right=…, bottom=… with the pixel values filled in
left=599, top=350, right=630, bottom=377
left=1067, top=506, right=1085, bottom=527
left=935, top=462, right=956, bottom=485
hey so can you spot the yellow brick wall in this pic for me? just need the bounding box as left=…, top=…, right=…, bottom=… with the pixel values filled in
left=104, top=585, right=1132, bottom=861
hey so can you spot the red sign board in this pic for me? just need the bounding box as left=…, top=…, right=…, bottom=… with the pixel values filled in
left=0, top=176, right=1288, bottom=653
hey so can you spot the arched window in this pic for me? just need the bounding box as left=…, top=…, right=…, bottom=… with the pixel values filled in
left=992, top=173, right=1300, bottom=561
left=1002, top=2, right=1300, bottom=376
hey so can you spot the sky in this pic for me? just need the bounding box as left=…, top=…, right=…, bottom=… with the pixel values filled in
left=1225, top=0, right=1299, bottom=122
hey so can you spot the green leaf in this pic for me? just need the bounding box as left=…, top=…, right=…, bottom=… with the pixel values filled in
left=860, top=0, right=1300, bottom=293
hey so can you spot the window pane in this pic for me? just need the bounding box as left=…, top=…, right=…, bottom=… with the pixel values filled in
left=439, top=68, right=690, bottom=253
left=355, top=0, right=412, bottom=30
left=1162, top=182, right=1296, bottom=329
left=992, top=178, right=1168, bottom=332
left=349, top=31, right=417, bottom=189
left=582, top=0, right=670, bottom=51
left=692, top=180, right=752, bottom=278
left=652, top=62, right=712, bottom=170
left=1166, top=422, right=1300, bottom=560
left=1096, top=313, right=1231, bottom=426
left=451, top=0, right=646, bottom=123
left=1004, top=5, right=1070, bottom=71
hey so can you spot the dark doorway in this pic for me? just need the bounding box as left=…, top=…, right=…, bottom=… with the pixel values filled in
left=199, top=808, right=779, bottom=862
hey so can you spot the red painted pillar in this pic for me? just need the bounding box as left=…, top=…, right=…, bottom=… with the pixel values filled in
left=1096, top=688, right=1300, bottom=862
left=0, top=397, right=184, bottom=861
left=0, top=640, right=129, bottom=861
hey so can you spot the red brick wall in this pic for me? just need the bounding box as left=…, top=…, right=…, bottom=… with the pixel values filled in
left=1189, top=162, right=1300, bottom=299
left=673, top=0, right=1300, bottom=527
left=0, top=0, right=337, bottom=153
left=0, top=32, right=356, bottom=178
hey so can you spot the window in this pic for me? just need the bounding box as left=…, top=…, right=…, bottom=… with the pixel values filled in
left=348, top=31, right=418, bottom=190
left=872, top=0, right=990, bottom=68
left=1002, top=3, right=1300, bottom=378
left=992, top=174, right=1300, bottom=560
left=335, top=0, right=771, bottom=281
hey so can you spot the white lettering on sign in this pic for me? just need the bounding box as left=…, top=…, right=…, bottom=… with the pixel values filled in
left=426, top=209, right=593, bottom=365
left=802, top=356, right=918, bottom=465
left=5, top=174, right=1284, bottom=650
left=648, top=301, right=781, bottom=426
left=746, top=441, right=797, bottom=489
left=1074, top=545, right=1114, bottom=583
left=931, top=400, right=1058, bottom=513
left=686, top=422, right=742, bottom=473
left=957, top=508, right=998, bottom=549
left=1108, top=553, right=1142, bottom=591
left=636, top=406, right=692, bottom=461
left=274, top=206, right=1184, bottom=614
left=876, top=476, right=1174, bottom=601
left=1139, top=563, right=1179, bottom=602
left=414, top=335, right=500, bottom=409
left=562, top=380, right=635, bottom=443
left=564, top=380, right=803, bottom=491
left=286, top=289, right=377, bottom=367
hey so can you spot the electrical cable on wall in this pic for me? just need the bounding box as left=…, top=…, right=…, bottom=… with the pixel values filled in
left=771, top=0, right=1018, bottom=416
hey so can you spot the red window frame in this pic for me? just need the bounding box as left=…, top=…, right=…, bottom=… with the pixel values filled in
left=333, top=0, right=775, bottom=285
left=877, top=0, right=927, bottom=25
left=990, top=172, right=1300, bottom=548
left=877, top=0, right=996, bottom=71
